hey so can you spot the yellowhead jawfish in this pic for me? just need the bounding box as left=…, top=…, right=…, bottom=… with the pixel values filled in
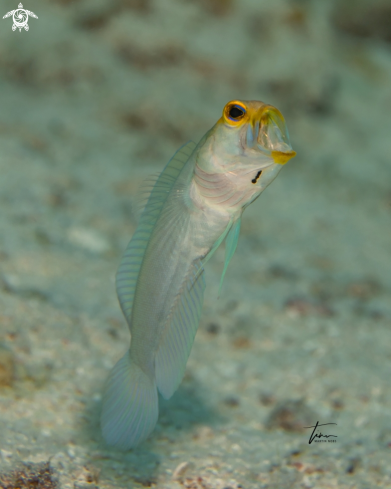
left=101, top=100, right=296, bottom=449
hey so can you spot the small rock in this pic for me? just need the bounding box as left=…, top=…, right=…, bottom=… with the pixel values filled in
left=378, top=427, right=391, bottom=447
left=0, top=345, right=15, bottom=387
left=265, top=399, right=317, bottom=432
left=172, top=461, right=191, bottom=480
left=331, top=399, right=344, bottom=410
left=0, top=461, right=56, bottom=489
left=259, top=392, right=276, bottom=406
left=67, top=227, right=110, bottom=254
left=223, top=396, right=240, bottom=407
left=346, top=457, right=362, bottom=474
left=205, top=323, right=220, bottom=335
left=232, top=336, right=251, bottom=349
left=347, top=278, right=382, bottom=300
left=284, top=297, right=334, bottom=317
left=332, top=0, right=391, bottom=43
left=74, top=483, right=98, bottom=489
left=0, top=449, right=12, bottom=462
left=1, top=275, right=49, bottom=302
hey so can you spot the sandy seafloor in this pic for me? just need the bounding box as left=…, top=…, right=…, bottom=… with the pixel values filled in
left=0, top=0, right=391, bottom=487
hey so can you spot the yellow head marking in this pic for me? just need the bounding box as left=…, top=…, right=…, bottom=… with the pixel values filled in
left=272, top=150, right=296, bottom=165
left=219, top=100, right=296, bottom=164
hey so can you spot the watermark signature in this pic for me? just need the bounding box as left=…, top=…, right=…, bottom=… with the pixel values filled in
left=304, top=421, right=338, bottom=444
left=3, top=3, right=38, bottom=32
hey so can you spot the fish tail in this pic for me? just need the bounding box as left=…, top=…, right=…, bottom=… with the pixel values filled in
left=101, top=352, right=158, bottom=450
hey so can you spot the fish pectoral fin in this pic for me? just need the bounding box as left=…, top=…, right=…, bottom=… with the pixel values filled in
left=218, top=217, right=241, bottom=295
left=116, top=141, right=197, bottom=328
left=155, top=260, right=205, bottom=400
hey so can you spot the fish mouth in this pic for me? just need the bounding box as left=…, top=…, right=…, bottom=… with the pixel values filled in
left=246, top=106, right=296, bottom=165
left=271, top=149, right=296, bottom=165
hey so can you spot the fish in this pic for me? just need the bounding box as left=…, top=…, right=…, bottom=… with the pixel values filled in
left=101, top=100, right=296, bottom=450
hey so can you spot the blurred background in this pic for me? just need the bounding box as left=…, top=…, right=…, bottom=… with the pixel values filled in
left=0, top=0, right=390, bottom=488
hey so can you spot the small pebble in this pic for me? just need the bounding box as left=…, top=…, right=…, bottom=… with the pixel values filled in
left=172, top=461, right=191, bottom=480
left=0, top=449, right=12, bottom=462
left=259, top=392, right=276, bottom=406
left=0, top=346, right=15, bottom=387
left=67, top=227, right=110, bottom=254
left=224, top=396, right=240, bottom=407
left=265, top=399, right=317, bottom=432
left=206, top=323, right=220, bottom=335
left=232, top=336, right=251, bottom=349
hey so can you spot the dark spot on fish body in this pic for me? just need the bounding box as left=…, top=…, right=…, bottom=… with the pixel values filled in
left=251, top=170, right=262, bottom=184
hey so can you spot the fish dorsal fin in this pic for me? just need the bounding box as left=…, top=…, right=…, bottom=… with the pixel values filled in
left=134, top=172, right=161, bottom=221
left=116, top=141, right=197, bottom=328
left=218, top=217, right=241, bottom=294
left=155, top=260, right=206, bottom=399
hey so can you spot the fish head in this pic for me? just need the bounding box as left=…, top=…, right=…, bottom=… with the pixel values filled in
left=196, top=100, right=296, bottom=209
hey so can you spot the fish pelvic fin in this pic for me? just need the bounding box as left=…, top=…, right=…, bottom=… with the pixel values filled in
left=101, top=352, right=158, bottom=450
left=218, top=217, right=241, bottom=295
left=155, top=260, right=205, bottom=399
left=116, top=141, right=197, bottom=328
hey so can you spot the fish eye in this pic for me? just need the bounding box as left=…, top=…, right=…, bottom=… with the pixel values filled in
left=229, top=106, right=245, bottom=120
left=223, top=101, right=247, bottom=124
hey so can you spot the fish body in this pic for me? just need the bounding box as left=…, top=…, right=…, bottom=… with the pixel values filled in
left=101, top=100, right=296, bottom=449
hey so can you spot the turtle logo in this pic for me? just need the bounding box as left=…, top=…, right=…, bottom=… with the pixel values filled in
left=3, top=3, right=38, bottom=32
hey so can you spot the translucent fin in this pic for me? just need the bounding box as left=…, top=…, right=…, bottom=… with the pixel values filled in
left=153, top=212, right=238, bottom=400
left=155, top=261, right=206, bottom=399
left=101, top=352, right=158, bottom=450
left=196, top=219, right=233, bottom=275
left=134, top=172, right=160, bottom=221
left=116, top=141, right=197, bottom=329
left=179, top=218, right=233, bottom=294
left=154, top=216, right=238, bottom=400
left=218, top=218, right=241, bottom=294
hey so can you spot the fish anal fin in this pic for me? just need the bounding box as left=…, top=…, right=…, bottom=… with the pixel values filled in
left=155, top=261, right=205, bottom=399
